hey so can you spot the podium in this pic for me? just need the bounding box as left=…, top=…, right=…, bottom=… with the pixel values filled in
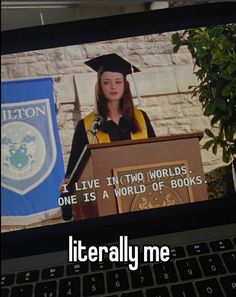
left=67, top=132, right=208, bottom=220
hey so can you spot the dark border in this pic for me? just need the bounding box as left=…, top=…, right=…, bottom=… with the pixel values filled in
left=2, top=197, right=236, bottom=259
left=2, top=2, right=236, bottom=54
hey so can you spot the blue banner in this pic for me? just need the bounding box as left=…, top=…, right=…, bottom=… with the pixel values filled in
left=1, top=78, right=65, bottom=225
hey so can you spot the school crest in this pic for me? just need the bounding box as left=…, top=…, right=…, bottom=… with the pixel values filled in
left=1, top=99, right=57, bottom=195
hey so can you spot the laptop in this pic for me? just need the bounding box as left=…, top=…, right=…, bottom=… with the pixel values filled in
left=1, top=2, right=236, bottom=297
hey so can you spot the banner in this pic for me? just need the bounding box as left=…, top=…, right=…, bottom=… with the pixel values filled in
left=1, top=78, right=65, bottom=225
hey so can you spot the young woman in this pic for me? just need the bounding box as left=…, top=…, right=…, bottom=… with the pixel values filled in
left=61, top=53, right=155, bottom=190
left=66, top=54, right=155, bottom=178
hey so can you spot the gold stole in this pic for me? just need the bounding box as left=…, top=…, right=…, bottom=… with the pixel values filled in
left=84, top=109, right=147, bottom=144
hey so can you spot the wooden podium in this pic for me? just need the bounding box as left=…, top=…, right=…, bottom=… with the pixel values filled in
left=68, top=132, right=208, bottom=220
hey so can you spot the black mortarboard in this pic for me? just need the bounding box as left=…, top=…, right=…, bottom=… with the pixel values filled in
left=85, top=53, right=140, bottom=76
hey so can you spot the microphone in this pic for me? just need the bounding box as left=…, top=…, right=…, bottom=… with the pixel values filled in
left=91, top=115, right=103, bottom=143
left=92, top=115, right=103, bottom=135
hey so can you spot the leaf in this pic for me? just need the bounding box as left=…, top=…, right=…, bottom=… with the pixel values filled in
left=222, top=84, right=234, bottom=97
left=204, top=128, right=214, bottom=138
left=212, top=144, right=218, bottom=155
left=211, top=88, right=217, bottom=98
left=172, top=33, right=181, bottom=45
left=211, top=51, right=224, bottom=65
left=203, top=140, right=214, bottom=150
left=227, top=62, right=236, bottom=75
left=231, top=122, right=236, bottom=137
left=204, top=101, right=217, bottom=116
left=219, top=139, right=226, bottom=147
left=215, top=98, right=227, bottom=111
left=224, top=124, right=235, bottom=142
left=173, top=45, right=180, bottom=53
left=211, top=116, right=219, bottom=126
left=221, top=70, right=233, bottom=81
left=223, top=148, right=231, bottom=163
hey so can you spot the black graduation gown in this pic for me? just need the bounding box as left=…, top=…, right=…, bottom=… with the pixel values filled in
left=65, top=110, right=155, bottom=178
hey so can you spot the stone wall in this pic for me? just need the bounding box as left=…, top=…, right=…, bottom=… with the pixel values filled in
left=1, top=31, right=224, bottom=173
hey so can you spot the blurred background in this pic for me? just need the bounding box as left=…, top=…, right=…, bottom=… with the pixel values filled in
left=1, top=0, right=222, bottom=31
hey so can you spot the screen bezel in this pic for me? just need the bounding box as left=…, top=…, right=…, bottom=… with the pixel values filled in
left=2, top=2, right=236, bottom=259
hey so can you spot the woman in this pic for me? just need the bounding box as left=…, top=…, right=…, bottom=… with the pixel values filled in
left=65, top=53, right=155, bottom=181
left=61, top=54, right=156, bottom=220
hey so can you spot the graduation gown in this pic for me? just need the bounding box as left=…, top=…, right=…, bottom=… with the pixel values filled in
left=65, top=109, right=155, bottom=178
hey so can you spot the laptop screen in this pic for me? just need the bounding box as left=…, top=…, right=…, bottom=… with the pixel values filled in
left=1, top=3, right=236, bottom=238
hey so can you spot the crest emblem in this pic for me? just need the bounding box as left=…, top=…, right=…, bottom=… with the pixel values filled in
left=1, top=99, right=56, bottom=195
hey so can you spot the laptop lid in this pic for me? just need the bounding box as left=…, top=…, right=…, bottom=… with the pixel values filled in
left=1, top=2, right=236, bottom=260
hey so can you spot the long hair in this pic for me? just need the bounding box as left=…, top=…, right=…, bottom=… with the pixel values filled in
left=95, top=73, right=140, bottom=133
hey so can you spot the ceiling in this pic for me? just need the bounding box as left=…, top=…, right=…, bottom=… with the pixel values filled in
left=1, top=1, right=171, bottom=31
left=1, top=1, right=222, bottom=31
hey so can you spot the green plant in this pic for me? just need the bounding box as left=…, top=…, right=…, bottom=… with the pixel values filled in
left=172, top=24, right=236, bottom=163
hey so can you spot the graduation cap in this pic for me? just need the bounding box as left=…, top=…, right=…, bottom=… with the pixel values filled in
left=85, top=53, right=140, bottom=76
left=85, top=53, right=142, bottom=106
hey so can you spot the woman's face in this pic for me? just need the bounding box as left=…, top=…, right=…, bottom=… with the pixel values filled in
left=100, top=71, right=125, bottom=102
